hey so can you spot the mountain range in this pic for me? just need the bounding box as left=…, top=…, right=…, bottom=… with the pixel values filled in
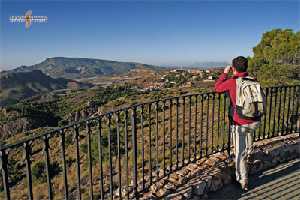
left=0, top=70, right=71, bottom=106
left=11, top=57, right=159, bottom=79
left=1, top=57, right=161, bottom=106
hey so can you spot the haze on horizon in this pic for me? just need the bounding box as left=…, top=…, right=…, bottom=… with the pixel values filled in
left=0, top=0, right=299, bottom=70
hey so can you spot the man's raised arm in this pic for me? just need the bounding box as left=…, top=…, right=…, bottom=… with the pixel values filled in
left=214, top=66, right=231, bottom=93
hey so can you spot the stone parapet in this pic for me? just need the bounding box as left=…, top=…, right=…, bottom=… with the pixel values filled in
left=136, top=133, right=300, bottom=199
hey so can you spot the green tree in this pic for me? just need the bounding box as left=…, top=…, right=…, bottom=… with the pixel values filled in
left=249, top=29, right=300, bottom=86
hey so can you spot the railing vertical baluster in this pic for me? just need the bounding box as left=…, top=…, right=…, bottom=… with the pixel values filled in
left=256, top=118, right=261, bottom=141
left=24, top=142, right=33, bottom=200
left=200, top=94, right=204, bottom=157
left=162, top=101, right=166, bottom=177
left=295, top=86, right=300, bottom=133
left=225, top=93, right=231, bottom=155
left=206, top=94, right=210, bottom=157
left=155, top=101, right=159, bottom=178
left=74, top=126, right=81, bottom=200
left=176, top=97, right=179, bottom=169
left=281, top=87, right=287, bottom=135
left=194, top=95, right=198, bottom=160
left=108, top=115, right=113, bottom=199
left=257, top=88, right=265, bottom=141
left=277, top=88, right=282, bottom=136
left=254, top=122, right=257, bottom=141
left=97, top=118, right=104, bottom=200
left=131, top=107, right=138, bottom=197
left=169, top=99, right=173, bottom=171
left=116, top=113, right=122, bottom=198
left=60, top=129, right=69, bottom=200
left=268, top=88, right=273, bottom=138
left=140, top=106, right=145, bottom=190
left=43, top=136, right=53, bottom=200
left=0, top=149, right=10, bottom=200
left=86, top=122, right=93, bottom=200
left=217, top=93, right=221, bottom=151
left=272, top=88, right=278, bottom=137
left=286, top=87, right=292, bottom=134
left=188, top=96, right=192, bottom=162
left=263, top=88, right=269, bottom=139
left=293, top=86, right=298, bottom=132
left=124, top=110, right=129, bottom=199
left=295, top=85, right=299, bottom=133
left=182, top=97, right=186, bottom=166
left=222, top=94, right=226, bottom=149
left=148, top=104, right=152, bottom=186
left=211, top=93, right=215, bottom=153
left=290, top=86, right=296, bottom=132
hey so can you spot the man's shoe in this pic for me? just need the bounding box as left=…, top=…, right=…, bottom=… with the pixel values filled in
left=240, top=179, right=249, bottom=191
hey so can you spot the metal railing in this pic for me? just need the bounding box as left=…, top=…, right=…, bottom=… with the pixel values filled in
left=0, top=85, right=299, bottom=199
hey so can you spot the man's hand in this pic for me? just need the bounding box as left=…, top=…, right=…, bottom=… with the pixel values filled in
left=224, top=65, right=231, bottom=74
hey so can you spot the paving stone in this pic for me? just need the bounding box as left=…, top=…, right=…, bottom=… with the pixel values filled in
left=169, top=173, right=186, bottom=186
left=158, top=169, right=164, bottom=177
left=204, top=175, right=212, bottom=189
left=192, top=180, right=207, bottom=196
left=181, top=186, right=193, bottom=199
left=215, top=152, right=228, bottom=161
left=155, top=187, right=171, bottom=197
left=219, top=170, right=232, bottom=185
left=177, top=168, right=190, bottom=177
left=187, top=163, right=198, bottom=172
left=150, top=179, right=165, bottom=193
left=165, top=193, right=183, bottom=200
left=210, top=175, right=223, bottom=191
left=204, top=157, right=219, bottom=167
left=164, top=182, right=176, bottom=191
left=196, top=158, right=207, bottom=166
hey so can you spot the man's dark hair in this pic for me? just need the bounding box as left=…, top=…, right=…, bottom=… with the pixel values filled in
left=232, top=56, right=248, bottom=72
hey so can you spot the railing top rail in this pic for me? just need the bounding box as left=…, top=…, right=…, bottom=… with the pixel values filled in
left=0, top=115, right=102, bottom=151
left=1, top=84, right=298, bottom=151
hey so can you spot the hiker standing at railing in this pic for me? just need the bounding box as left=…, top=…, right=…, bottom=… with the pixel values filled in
left=214, top=56, right=266, bottom=191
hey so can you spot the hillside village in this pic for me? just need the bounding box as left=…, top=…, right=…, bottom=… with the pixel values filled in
left=85, top=67, right=223, bottom=92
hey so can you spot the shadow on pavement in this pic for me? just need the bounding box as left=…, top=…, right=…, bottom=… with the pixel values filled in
left=207, top=159, right=300, bottom=200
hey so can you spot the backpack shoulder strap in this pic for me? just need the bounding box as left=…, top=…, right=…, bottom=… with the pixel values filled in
left=241, top=76, right=257, bottom=82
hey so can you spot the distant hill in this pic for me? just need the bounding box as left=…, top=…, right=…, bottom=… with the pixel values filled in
left=159, top=61, right=229, bottom=68
left=0, top=70, right=90, bottom=106
left=189, top=61, right=229, bottom=68
left=12, top=57, right=160, bottom=79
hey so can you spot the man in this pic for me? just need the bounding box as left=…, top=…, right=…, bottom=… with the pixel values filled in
left=215, top=56, right=265, bottom=191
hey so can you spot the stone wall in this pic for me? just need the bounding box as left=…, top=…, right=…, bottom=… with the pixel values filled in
left=138, top=133, right=300, bottom=200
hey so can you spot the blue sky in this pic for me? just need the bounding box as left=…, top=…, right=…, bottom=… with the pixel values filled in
left=1, top=0, right=299, bottom=70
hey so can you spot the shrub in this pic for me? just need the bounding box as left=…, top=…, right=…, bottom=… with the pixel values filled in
left=32, top=161, right=61, bottom=182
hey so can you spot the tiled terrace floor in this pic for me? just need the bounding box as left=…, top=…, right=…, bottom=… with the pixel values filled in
left=207, top=158, right=300, bottom=200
